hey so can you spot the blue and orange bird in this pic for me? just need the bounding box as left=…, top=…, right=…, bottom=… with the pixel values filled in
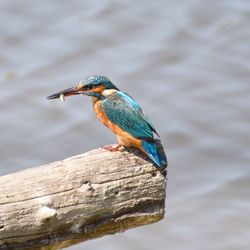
left=47, top=75, right=167, bottom=168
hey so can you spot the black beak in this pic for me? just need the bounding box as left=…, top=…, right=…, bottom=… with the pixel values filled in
left=47, top=87, right=80, bottom=100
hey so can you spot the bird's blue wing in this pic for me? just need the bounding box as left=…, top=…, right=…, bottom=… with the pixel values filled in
left=102, top=91, right=157, bottom=140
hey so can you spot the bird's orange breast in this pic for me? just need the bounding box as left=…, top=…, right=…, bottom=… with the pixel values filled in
left=92, top=98, right=142, bottom=149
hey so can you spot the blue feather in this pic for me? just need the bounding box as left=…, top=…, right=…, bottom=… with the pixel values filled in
left=117, top=92, right=159, bottom=136
left=102, top=91, right=155, bottom=139
left=102, top=90, right=167, bottom=168
left=142, top=141, right=167, bottom=168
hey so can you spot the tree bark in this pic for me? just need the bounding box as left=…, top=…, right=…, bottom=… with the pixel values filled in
left=0, top=145, right=167, bottom=250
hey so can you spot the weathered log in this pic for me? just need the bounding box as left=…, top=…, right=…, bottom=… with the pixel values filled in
left=0, top=145, right=167, bottom=250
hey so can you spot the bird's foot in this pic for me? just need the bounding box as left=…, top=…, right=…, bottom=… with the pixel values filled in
left=103, top=144, right=125, bottom=152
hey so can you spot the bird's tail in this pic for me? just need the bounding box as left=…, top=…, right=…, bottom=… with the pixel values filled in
left=141, top=140, right=167, bottom=168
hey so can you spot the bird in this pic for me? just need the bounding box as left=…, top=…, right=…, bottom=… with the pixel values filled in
left=47, top=75, right=167, bottom=168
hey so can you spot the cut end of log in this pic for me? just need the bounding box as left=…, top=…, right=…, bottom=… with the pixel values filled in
left=0, top=145, right=167, bottom=250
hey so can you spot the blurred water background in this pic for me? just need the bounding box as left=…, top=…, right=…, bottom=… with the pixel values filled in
left=1, top=1, right=250, bottom=249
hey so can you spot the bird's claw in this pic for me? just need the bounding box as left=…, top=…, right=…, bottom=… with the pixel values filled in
left=103, top=144, right=125, bottom=152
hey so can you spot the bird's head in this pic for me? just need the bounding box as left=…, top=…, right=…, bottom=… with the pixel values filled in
left=47, top=75, right=119, bottom=100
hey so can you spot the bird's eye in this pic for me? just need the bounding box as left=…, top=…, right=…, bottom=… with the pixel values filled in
left=84, top=85, right=93, bottom=91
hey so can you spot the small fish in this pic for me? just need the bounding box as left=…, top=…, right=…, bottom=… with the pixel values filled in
left=60, top=94, right=65, bottom=102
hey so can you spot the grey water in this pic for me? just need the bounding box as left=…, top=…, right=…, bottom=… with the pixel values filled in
left=1, top=1, right=250, bottom=249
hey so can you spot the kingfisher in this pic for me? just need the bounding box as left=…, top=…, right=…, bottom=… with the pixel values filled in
left=47, top=75, right=167, bottom=168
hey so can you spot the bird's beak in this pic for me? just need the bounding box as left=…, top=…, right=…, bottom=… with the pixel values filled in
left=47, top=85, right=83, bottom=100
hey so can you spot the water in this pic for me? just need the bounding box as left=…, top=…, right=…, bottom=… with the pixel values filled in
left=1, top=1, right=250, bottom=249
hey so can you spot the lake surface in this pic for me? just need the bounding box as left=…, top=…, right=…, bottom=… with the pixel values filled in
left=1, top=1, right=250, bottom=249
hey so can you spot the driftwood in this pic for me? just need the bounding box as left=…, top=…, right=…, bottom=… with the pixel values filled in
left=0, top=145, right=167, bottom=250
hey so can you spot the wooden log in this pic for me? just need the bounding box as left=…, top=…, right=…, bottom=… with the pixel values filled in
left=0, top=145, right=167, bottom=250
